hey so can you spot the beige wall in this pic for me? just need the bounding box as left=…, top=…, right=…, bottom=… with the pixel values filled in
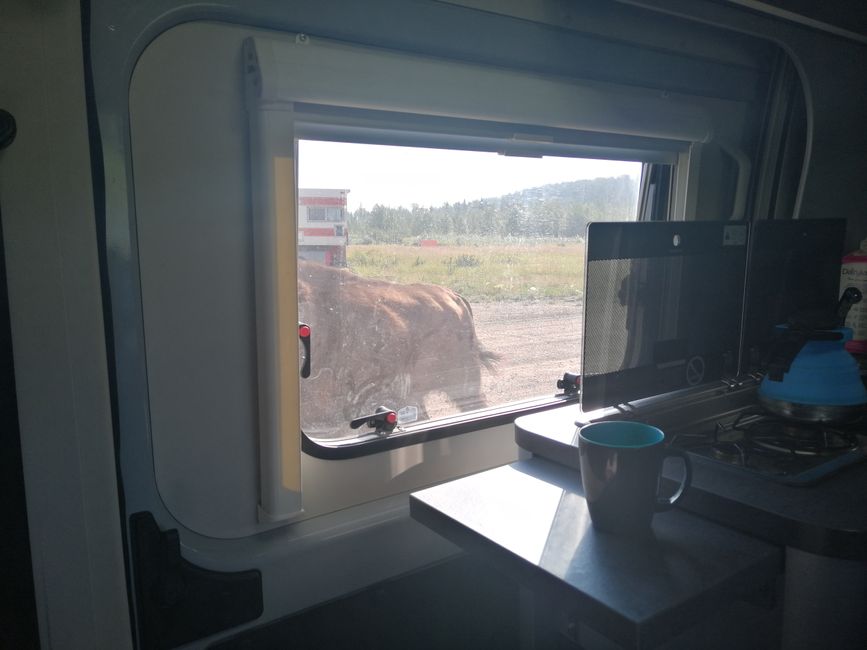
left=0, top=1, right=132, bottom=647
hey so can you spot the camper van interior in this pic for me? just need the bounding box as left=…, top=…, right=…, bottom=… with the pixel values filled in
left=3, top=0, right=867, bottom=648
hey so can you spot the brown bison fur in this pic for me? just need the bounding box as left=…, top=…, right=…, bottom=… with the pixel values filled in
left=297, top=260, right=499, bottom=437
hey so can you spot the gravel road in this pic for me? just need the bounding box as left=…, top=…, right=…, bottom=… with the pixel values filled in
left=423, top=299, right=584, bottom=418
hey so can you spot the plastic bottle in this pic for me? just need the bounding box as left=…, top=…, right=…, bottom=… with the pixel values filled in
left=840, top=237, right=867, bottom=354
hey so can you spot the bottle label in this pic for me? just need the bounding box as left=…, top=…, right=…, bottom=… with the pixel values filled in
left=841, top=262, right=867, bottom=352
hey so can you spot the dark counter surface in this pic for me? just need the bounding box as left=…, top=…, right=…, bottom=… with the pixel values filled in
left=514, top=405, right=867, bottom=560
left=410, top=458, right=781, bottom=649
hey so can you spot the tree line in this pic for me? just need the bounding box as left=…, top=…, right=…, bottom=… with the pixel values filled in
left=348, top=175, right=639, bottom=244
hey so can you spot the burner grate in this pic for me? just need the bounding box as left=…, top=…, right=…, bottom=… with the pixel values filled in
left=669, top=405, right=867, bottom=485
left=737, top=416, right=859, bottom=457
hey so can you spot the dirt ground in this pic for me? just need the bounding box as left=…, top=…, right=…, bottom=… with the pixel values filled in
left=422, top=299, right=584, bottom=418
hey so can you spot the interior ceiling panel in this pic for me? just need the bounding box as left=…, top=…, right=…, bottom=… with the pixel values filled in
left=726, top=0, right=867, bottom=41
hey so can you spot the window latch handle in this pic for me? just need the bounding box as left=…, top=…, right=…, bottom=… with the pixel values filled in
left=557, top=372, right=581, bottom=395
left=350, top=406, right=398, bottom=434
left=298, top=323, right=311, bottom=378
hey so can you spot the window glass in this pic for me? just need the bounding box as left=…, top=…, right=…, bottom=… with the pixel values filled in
left=297, top=139, right=642, bottom=441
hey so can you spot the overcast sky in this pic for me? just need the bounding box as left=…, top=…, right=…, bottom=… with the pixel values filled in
left=298, top=140, right=641, bottom=212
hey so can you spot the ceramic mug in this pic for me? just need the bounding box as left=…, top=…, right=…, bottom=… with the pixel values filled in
left=578, top=420, right=691, bottom=535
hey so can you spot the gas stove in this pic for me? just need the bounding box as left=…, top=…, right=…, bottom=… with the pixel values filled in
left=668, top=405, right=867, bottom=486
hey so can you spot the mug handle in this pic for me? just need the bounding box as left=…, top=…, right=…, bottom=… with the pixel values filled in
left=655, top=448, right=692, bottom=511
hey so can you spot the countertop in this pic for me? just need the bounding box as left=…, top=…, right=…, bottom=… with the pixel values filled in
left=514, top=404, right=867, bottom=560
left=410, top=458, right=781, bottom=649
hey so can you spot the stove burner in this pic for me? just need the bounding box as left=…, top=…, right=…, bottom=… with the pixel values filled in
left=672, top=402, right=867, bottom=485
left=740, top=418, right=858, bottom=457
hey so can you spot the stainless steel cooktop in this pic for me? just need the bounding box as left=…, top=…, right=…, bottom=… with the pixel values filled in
left=668, top=404, right=867, bottom=486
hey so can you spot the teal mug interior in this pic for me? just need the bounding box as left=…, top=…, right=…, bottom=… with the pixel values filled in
left=578, top=421, right=664, bottom=448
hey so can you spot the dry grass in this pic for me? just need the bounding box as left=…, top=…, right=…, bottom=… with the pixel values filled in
left=347, top=242, right=585, bottom=302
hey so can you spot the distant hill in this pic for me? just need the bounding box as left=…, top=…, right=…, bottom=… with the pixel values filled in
left=349, top=175, right=639, bottom=243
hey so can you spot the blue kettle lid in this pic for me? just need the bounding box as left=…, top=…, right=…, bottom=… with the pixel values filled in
left=759, top=326, right=867, bottom=407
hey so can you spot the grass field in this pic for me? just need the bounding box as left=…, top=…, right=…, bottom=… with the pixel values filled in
left=347, top=242, right=585, bottom=302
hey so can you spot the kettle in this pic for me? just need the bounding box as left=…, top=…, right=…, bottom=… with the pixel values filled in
left=758, top=287, right=867, bottom=423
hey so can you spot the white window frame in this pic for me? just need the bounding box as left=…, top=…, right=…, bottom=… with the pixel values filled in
left=244, top=33, right=711, bottom=522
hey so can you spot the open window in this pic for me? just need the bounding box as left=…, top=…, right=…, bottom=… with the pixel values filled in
left=297, top=140, right=641, bottom=445
left=296, top=138, right=643, bottom=442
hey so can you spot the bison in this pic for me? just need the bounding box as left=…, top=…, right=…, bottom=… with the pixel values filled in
left=297, top=260, right=499, bottom=438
